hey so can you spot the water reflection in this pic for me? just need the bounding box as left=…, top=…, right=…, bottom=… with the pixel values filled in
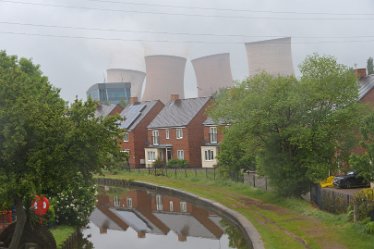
left=80, top=186, right=249, bottom=249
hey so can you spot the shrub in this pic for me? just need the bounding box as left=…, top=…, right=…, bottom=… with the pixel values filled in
left=53, top=174, right=97, bottom=227
left=167, top=159, right=188, bottom=168
left=352, top=188, right=374, bottom=222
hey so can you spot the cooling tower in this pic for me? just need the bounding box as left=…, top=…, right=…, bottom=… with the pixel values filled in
left=245, top=37, right=294, bottom=76
left=191, top=53, right=234, bottom=97
left=142, top=55, right=186, bottom=104
left=106, top=68, right=146, bottom=99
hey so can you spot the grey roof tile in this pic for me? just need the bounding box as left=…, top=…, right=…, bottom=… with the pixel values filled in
left=95, top=104, right=117, bottom=118
left=359, top=75, right=374, bottom=100
left=148, top=97, right=210, bottom=128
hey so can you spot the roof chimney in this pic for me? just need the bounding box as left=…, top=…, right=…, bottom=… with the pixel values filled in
left=170, top=94, right=179, bottom=102
left=137, top=231, right=146, bottom=238
left=178, top=234, right=187, bottom=242
left=354, top=68, right=367, bottom=79
left=130, top=96, right=139, bottom=105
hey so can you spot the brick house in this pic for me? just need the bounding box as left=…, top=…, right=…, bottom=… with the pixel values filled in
left=144, top=95, right=211, bottom=168
left=119, top=97, right=164, bottom=168
left=201, top=117, right=228, bottom=168
left=358, top=69, right=374, bottom=105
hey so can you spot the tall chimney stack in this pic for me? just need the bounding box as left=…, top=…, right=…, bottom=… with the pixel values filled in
left=130, top=96, right=139, bottom=105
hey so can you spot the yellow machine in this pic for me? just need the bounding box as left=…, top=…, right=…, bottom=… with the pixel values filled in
left=320, top=176, right=335, bottom=188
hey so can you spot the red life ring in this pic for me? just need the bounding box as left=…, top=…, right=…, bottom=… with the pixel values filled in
left=31, top=195, right=50, bottom=216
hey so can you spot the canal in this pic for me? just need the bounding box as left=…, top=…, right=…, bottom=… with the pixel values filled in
left=75, top=185, right=252, bottom=249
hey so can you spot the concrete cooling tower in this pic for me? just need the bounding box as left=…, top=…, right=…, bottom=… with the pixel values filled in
left=191, top=53, right=234, bottom=97
left=106, top=68, right=146, bottom=99
left=142, top=55, right=186, bottom=104
left=245, top=37, right=294, bottom=76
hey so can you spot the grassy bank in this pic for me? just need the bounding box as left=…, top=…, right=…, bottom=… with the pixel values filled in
left=50, top=225, right=75, bottom=249
left=100, top=170, right=374, bottom=249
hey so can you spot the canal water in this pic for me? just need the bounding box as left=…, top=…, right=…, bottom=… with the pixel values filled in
left=76, top=185, right=250, bottom=249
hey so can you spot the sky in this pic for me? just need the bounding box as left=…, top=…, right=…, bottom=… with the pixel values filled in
left=1, top=0, right=374, bottom=103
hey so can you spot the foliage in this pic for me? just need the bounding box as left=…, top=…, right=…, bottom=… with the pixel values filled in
left=167, top=159, right=188, bottom=168
left=352, top=188, right=374, bottom=222
left=152, top=158, right=165, bottom=168
left=364, top=221, right=374, bottom=234
left=350, top=112, right=374, bottom=182
left=0, top=51, right=124, bottom=247
left=367, top=57, right=374, bottom=75
left=210, top=54, right=360, bottom=196
left=53, top=174, right=97, bottom=227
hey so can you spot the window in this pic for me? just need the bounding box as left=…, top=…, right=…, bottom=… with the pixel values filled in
left=152, top=130, right=159, bottom=145
left=209, top=127, right=217, bottom=144
left=147, top=151, right=156, bottom=161
left=165, top=129, right=170, bottom=139
left=177, top=150, right=184, bottom=160
left=156, top=194, right=163, bottom=211
left=169, top=201, right=174, bottom=212
left=127, top=198, right=133, bottom=208
left=123, top=132, right=129, bottom=142
left=176, top=128, right=183, bottom=139
left=180, top=201, right=187, bottom=212
left=114, top=195, right=120, bottom=208
left=204, top=150, right=214, bottom=161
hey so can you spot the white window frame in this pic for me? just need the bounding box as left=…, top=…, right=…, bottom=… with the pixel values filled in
left=204, top=150, right=214, bottom=161
left=176, top=128, right=183, bottom=139
left=156, top=194, right=163, bottom=211
left=169, top=201, right=174, bottom=212
left=152, top=130, right=159, bottom=145
left=147, top=151, right=156, bottom=162
left=123, top=132, right=129, bottom=142
left=127, top=198, right=133, bottom=208
left=165, top=129, right=170, bottom=139
left=209, top=127, right=217, bottom=144
left=177, top=150, right=184, bottom=160
left=114, top=195, right=120, bottom=208
left=180, top=201, right=187, bottom=212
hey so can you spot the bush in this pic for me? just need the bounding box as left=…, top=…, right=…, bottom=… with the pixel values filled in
left=352, top=189, right=374, bottom=222
left=53, top=174, right=97, bottom=227
left=167, top=159, right=188, bottom=168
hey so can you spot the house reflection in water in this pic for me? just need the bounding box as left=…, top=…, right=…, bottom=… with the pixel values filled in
left=90, top=187, right=224, bottom=242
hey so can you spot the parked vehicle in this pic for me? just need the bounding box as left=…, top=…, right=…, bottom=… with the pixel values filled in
left=333, top=171, right=370, bottom=189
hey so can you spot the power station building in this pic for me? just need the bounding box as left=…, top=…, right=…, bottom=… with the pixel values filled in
left=141, top=55, right=186, bottom=104
left=106, top=68, right=146, bottom=99
left=245, top=37, right=294, bottom=76
left=191, top=53, right=234, bottom=97
left=87, top=82, right=131, bottom=104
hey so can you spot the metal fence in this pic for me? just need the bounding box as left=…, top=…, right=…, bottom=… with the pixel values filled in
left=243, top=171, right=271, bottom=191
left=123, top=167, right=220, bottom=179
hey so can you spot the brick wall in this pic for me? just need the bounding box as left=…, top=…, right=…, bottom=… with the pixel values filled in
left=122, top=101, right=164, bottom=168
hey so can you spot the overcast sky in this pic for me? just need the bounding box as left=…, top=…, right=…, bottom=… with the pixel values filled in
left=1, top=0, right=374, bottom=102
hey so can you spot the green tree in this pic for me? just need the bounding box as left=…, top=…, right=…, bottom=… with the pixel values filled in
left=367, top=57, right=374, bottom=75
left=0, top=51, right=124, bottom=248
left=350, top=112, right=374, bottom=182
left=210, top=54, right=360, bottom=196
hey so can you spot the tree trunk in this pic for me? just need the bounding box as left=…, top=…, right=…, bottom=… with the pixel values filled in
left=9, top=197, right=26, bottom=249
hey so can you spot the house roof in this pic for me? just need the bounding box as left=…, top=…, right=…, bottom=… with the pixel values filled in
left=95, top=104, right=118, bottom=118
left=358, top=75, right=374, bottom=100
left=203, top=117, right=228, bottom=126
left=148, top=97, right=210, bottom=129
left=119, top=100, right=159, bottom=131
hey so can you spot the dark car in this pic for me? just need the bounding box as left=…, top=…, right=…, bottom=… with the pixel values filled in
left=333, top=171, right=370, bottom=189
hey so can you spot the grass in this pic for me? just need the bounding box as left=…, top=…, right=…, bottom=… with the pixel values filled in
left=50, top=225, right=75, bottom=249
left=100, top=170, right=374, bottom=249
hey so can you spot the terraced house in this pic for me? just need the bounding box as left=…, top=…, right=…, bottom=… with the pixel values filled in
left=120, top=97, right=164, bottom=168
left=144, top=95, right=211, bottom=168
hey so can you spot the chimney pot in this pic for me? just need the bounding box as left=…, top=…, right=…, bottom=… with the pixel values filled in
left=130, top=96, right=139, bottom=105
left=170, top=94, right=179, bottom=101
left=354, top=68, right=367, bottom=79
